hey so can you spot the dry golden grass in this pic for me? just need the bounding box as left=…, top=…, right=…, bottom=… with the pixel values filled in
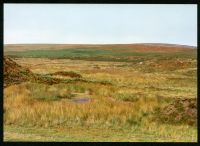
left=4, top=57, right=197, bottom=141
left=4, top=82, right=159, bottom=128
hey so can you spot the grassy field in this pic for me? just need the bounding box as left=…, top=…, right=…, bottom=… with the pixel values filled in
left=4, top=124, right=197, bottom=142
left=3, top=44, right=197, bottom=142
left=5, top=46, right=197, bottom=62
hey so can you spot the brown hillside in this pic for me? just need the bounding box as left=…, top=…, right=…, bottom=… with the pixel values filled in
left=4, top=56, right=61, bottom=87
left=3, top=56, right=36, bottom=87
left=4, top=43, right=196, bottom=53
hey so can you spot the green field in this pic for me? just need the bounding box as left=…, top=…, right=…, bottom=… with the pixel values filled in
left=4, top=124, right=197, bottom=142
left=5, top=47, right=197, bottom=62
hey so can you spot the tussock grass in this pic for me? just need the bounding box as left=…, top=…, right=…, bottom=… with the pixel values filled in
left=4, top=52, right=197, bottom=141
left=4, top=82, right=159, bottom=128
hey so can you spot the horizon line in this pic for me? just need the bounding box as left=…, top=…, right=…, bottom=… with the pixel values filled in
left=4, top=43, right=197, bottom=48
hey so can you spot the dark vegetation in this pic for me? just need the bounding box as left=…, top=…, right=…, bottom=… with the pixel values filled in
left=154, top=98, right=197, bottom=126
left=4, top=56, right=37, bottom=87
left=49, top=71, right=82, bottom=78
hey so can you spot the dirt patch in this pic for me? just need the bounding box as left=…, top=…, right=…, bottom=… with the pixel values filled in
left=154, top=98, right=197, bottom=126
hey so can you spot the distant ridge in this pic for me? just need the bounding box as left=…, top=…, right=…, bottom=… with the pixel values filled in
left=4, top=43, right=197, bottom=48
left=4, top=43, right=197, bottom=53
left=130, top=43, right=196, bottom=49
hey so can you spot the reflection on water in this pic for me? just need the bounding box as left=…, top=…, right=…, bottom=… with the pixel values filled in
left=72, top=97, right=90, bottom=103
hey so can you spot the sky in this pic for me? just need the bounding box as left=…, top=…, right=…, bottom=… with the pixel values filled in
left=4, top=4, right=197, bottom=46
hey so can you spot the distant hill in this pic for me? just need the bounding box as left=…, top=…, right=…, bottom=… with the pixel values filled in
left=4, top=43, right=197, bottom=53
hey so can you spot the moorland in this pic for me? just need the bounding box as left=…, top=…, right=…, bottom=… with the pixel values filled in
left=3, top=43, right=197, bottom=142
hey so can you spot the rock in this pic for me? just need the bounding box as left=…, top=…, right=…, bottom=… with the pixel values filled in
left=139, top=62, right=143, bottom=65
